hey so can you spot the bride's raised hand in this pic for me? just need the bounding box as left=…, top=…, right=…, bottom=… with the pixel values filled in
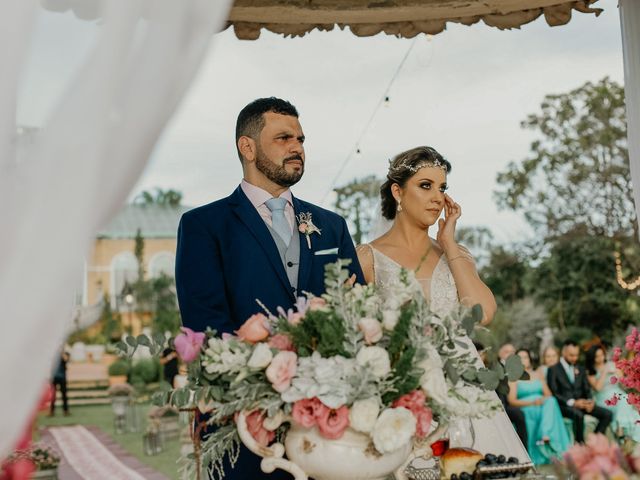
left=436, top=194, right=461, bottom=252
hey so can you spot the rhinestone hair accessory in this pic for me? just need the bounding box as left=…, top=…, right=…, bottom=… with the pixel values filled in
left=388, top=158, right=448, bottom=175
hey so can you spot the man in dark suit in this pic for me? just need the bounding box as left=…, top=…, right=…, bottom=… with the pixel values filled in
left=495, top=343, right=528, bottom=450
left=547, top=339, right=612, bottom=443
left=175, top=97, right=364, bottom=479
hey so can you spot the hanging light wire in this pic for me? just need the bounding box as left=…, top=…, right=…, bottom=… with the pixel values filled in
left=320, top=37, right=419, bottom=205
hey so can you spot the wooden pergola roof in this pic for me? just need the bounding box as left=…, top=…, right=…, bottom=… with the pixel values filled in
left=227, top=0, right=603, bottom=40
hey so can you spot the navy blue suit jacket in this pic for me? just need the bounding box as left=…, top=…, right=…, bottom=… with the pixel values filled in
left=175, top=185, right=365, bottom=336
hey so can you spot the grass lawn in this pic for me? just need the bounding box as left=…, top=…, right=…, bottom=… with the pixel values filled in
left=37, top=403, right=183, bottom=480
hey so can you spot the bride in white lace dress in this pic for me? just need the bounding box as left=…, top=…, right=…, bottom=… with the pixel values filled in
left=356, top=146, right=529, bottom=461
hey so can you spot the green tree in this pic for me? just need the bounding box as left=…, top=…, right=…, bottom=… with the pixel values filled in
left=456, top=226, right=494, bottom=268
left=529, top=230, right=640, bottom=341
left=134, top=188, right=183, bottom=207
left=333, top=175, right=382, bottom=244
left=481, top=245, right=532, bottom=305
left=495, top=77, right=636, bottom=240
left=129, top=229, right=181, bottom=334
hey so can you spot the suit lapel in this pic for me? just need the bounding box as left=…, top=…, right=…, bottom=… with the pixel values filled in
left=556, top=363, right=573, bottom=387
left=229, top=187, right=294, bottom=300
left=293, top=196, right=312, bottom=293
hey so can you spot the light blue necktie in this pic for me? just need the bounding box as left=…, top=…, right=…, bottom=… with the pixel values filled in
left=563, top=360, right=575, bottom=383
left=265, top=197, right=291, bottom=247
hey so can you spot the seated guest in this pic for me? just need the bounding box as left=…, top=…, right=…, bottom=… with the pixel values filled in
left=547, top=340, right=612, bottom=443
left=585, top=345, right=640, bottom=442
left=508, top=349, right=570, bottom=464
left=496, top=343, right=528, bottom=450
left=536, top=345, right=559, bottom=381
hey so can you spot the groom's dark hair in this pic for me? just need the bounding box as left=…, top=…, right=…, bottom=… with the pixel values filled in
left=235, top=97, right=299, bottom=162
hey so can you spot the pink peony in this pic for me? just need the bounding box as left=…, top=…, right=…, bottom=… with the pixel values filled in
left=268, top=334, right=295, bottom=352
left=235, top=313, right=270, bottom=344
left=611, top=376, right=619, bottom=385
left=292, top=397, right=324, bottom=428
left=565, top=444, right=593, bottom=469
left=265, top=351, right=297, bottom=392
left=242, top=410, right=275, bottom=447
left=316, top=405, right=350, bottom=440
left=174, top=327, right=205, bottom=363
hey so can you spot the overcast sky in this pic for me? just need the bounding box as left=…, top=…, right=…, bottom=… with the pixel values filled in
left=18, top=0, right=624, bottom=243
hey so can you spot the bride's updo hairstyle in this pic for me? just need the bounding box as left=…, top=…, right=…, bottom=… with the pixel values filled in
left=380, top=146, right=451, bottom=220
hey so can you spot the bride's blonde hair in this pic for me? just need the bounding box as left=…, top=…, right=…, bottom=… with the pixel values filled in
left=380, top=146, right=451, bottom=220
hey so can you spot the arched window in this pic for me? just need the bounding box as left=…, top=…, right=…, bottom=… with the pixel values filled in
left=110, top=252, right=138, bottom=306
left=149, top=252, right=175, bottom=279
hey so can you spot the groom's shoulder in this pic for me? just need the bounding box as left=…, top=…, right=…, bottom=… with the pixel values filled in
left=180, top=191, right=238, bottom=223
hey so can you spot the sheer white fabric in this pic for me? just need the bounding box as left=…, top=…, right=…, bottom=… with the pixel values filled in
left=0, top=0, right=232, bottom=456
left=369, top=245, right=530, bottom=460
left=620, top=0, right=640, bottom=233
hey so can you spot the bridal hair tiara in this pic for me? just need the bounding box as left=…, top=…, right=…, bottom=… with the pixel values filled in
left=387, top=157, right=448, bottom=175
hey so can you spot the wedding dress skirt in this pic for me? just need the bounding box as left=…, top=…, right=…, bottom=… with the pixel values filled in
left=367, top=245, right=530, bottom=462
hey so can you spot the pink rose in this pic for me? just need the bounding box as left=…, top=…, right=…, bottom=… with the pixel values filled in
left=240, top=410, right=275, bottom=447
left=298, top=223, right=308, bottom=233
left=610, top=376, right=619, bottom=385
left=235, top=313, right=270, bottom=344
left=308, top=297, right=327, bottom=311
left=393, top=390, right=431, bottom=438
left=268, top=334, right=295, bottom=352
left=605, top=395, right=619, bottom=406
left=266, top=351, right=297, bottom=392
left=413, top=407, right=433, bottom=439
left=393, top=390, right=427, bottom=413
left=174, top=327, right=205, bottom=363
left=292, top=397, right=324, bottom=428
left=358, top=318, right=383, bottom=344
left=316, top=405, right=350, bottom=440
left=586, top=433, right=617, bottom=458
left=565, top=444, right=592, bottom=469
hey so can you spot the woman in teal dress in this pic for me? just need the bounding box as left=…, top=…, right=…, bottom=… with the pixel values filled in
left=508, top=349, right=571, bottom=465
left=586, top=345, right=640, bottom=442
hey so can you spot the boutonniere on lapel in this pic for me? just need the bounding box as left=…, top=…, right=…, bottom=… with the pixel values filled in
left=296, top=212, right=321, bottom=249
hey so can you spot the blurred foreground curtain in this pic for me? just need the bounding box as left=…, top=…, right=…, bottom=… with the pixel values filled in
left=0, top=0, right=232, bottom=456
left=620, top=0, right=640, bottom=230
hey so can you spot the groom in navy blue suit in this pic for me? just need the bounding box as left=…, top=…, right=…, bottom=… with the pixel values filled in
left=175, top=97, right=364, bottom=479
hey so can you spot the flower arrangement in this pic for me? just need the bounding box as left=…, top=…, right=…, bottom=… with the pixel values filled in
left=4, top=443, right=61, bottom=472
left=610, top=328, right=640, bottom=411
left=554, top=433, right=634, bottom=480
left=122, top=260, right=522, bottom=479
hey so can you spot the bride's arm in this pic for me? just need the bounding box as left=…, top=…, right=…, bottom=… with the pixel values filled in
left=437, top=194, right=496, bottom=325
left=445, top=244, right=497, bottom=325
left=356, top=244, right=374, bottom=285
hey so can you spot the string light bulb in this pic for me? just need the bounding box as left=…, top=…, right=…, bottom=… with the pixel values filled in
left=614, top=251, right=640, bottom=290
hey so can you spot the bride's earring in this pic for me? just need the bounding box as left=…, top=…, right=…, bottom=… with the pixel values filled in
left=396, top=201, right=402, bottom=212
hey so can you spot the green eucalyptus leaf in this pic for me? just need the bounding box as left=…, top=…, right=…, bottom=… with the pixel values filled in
left=462, top=369, right=477, bottom=382
left=125, top=335, right=137, bottom=347
left=115, top=341, right=128, bottom=354
left=444, top=360, right=459, bottom=385
left=505, top=355, right=525, bottom=380
left=153, top=333, right=166, bottom=346
left=477, top=369, right=500, bottom=390
left=461, top=314, right=475, bottom=336
left=471, top=304, right=483, bottom=323
left=136, top=334, right=150, bottom=347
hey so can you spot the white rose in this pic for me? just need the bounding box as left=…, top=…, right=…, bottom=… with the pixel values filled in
left=358, top=318, right=383, bottom=344
left=247, top=343, right=273, bottom=369
left=372, top=407, right=416, bottom=453
left=382, top=310, right=400, bottom=330
left=356, top=346, right=391, bottom=378
left=349, top=397, right=380, bottom=434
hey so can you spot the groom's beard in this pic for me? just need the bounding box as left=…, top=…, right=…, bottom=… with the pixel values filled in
left=255, top=147, right=304, bottom=188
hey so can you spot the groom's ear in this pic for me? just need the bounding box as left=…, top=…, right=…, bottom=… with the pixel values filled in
left=238, top=136, right=256, bottom=163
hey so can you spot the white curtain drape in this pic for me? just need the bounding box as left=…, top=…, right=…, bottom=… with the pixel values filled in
left=0, top=0, right=232, bottom=456
left=620, top=0, right=640, bottom=229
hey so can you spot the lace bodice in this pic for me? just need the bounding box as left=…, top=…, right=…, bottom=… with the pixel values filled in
left=366, top=245, right=459, bottom=318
